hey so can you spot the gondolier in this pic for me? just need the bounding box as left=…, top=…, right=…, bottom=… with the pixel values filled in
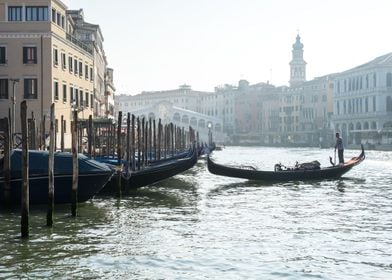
left=335, top=132, right=344, bottom=165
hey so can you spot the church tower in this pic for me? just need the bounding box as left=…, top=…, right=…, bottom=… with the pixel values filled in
left=289, top=34, right=307, bottom=87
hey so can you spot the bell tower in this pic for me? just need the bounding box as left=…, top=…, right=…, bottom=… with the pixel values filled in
left=289, top=33, right=307, bottom=87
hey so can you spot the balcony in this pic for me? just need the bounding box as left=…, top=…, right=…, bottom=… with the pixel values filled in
left=66, top=34, right=93, bottom=55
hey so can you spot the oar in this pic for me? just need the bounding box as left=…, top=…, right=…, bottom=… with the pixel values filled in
left=334, top=149, right=337, bottom=165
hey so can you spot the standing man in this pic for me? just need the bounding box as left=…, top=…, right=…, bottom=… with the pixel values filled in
left=335, top=132, right=344, bottom=165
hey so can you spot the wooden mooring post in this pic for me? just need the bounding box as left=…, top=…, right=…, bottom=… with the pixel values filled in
left=60, top=115, right=64, bottom=152
left=20, top=101, right=29, bottom=238
left=126, top=113, right=131, bottom=178
left=116, top=111, right=122, bottom=196
left=47, top=104, right=55, bottom=227
left=131, top=114, right=135, bottom=172
left=88, top=115, right=93, bottom=158
left=137, top=117, right=141, bottom=171
left=71, top=110, right=78, bottom=217
left=29, top=112, right=36, bottom=150
left=157, top=119, right=161, bottom=160
left=2, top=117, right=11, bottom=207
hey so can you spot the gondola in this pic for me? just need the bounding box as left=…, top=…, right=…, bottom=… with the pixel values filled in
left=0, top=150, right=114, bottom=206
left=100, top=146, right=198, bottom=194
left=207, top=145, right=365, bottom=181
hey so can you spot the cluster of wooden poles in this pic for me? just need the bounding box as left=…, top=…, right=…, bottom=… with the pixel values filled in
left=1, top=102, right=198, bottom=239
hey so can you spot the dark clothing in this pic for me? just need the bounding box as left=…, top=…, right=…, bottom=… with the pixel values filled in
left=335, top=136, right=344, bottom=164
left=338, top=149, right=344, bottom=164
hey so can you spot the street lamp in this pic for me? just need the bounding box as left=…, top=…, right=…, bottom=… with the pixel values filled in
left=207, top=122, right=212, bottom=147
left=10, top=78, right=20, bottom=147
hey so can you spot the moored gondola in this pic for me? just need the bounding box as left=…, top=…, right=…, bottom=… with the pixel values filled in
left=0, top=150, right=114, bottom=205
left=207, top=145, right=365, bottom=181
left=100, top=146, right=198, bottom=194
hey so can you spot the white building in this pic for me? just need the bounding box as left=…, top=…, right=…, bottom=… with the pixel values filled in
left=115, top=85, right=226, bottom=143
left=332, top=53, right=392, bottom=147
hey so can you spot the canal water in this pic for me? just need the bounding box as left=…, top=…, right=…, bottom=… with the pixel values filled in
left=1, top=146, right=391, bottom=279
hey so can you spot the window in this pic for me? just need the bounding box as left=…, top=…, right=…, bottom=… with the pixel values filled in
left=74, top=59, right=78, bottom=75
left=0, top=47, right=6, bottom=64
left=75, top=89, right=79, bottom=107
left=69, top=56, right=73, bottom=72
left=23, top=47, right=37, bottom=64
left=366, top=74, right=369, bottom=88
left=24, top=78, right=38, bottom=99
left=54, top=81, right=59, bottom=100
left=90, top=67, right=93, bottom=81
left=61, top=53, right=66, bottom=69
left=69, top=87, right=74, bottom=104
left=62, top=84, right=67, bottom=102
left=8, top=6, right=22, bottom=21
left=90, top=94, right=94, bottom=109
left=0, top=79, right=9, bottom=99
left=80, top=90, right=84, bottom=106
left=373, top=73, right=377, bottom=88
left=387, top=96, right=392, bottom=112
left=55, top=119, right=58, bottom=133
left=387, top=73, right=392, bottom=87
left=52, top=9, right=56, bottom=22
left=61, top=16, right=65, bottom=28
left=365, top=97, right=369, bottom=112
left=85, top=91, right=89, bottom=107
left=63, top=120, right=67, bottom=133
left=53, top=48, right=58, bottom=66
left=79, top=61, right=83, bottom=77
left=56, top=12, right=61, bottom=26
left=26, top=6, right=48, bottom=21
left=85, top=65, right=89, bottom=80
left=373, top=96, right=376, bottom=112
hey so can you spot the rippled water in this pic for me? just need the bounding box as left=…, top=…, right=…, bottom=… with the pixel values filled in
left=1, top=146, right=392, bottom=279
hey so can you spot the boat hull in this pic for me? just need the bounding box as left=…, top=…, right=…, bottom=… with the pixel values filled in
left=0, top=150, right=113, bottom=206
left=207, top=146, right=365, bottom=182
left=100, top=147, right=197, bottom=194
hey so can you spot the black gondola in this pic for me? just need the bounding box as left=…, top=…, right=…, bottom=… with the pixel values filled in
left=0, top=150, right=114, bottom=205
left=207, top=145, right=365, bottom=181
left=100, top=146, right=198, bottom=194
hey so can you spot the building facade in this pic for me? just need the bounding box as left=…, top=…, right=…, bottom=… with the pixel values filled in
left=115, top=85, right=225, bottom=143
left=332, top=53, right=392, bottom=148
left=0, top=0, right=114, bottom=149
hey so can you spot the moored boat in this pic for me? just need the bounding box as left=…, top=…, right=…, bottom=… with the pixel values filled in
left=100, top=146, right=198, bottom=194
left=0, top=150, right=114, bottom=206
left=207, top=145, right=365, bottom=181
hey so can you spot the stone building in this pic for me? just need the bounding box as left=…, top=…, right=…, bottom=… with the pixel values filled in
left=332, top=53, right=392, bottom=148
left=0, top=0, right=95, bottom=148
left=115, top=85, right=225, bottom=143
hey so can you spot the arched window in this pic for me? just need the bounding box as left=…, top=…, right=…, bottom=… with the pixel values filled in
left=364, top=122, right=369, bottom=130
left=173, top=112, right=180, bottom=122
left=182, top=115, right=189, bottom=123
left=387, top=73, right=392, bottom=87
left=190, top=117, right=197, bottom=127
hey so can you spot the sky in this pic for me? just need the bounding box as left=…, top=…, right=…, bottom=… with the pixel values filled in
left=66, top=0, right=392, bottom=95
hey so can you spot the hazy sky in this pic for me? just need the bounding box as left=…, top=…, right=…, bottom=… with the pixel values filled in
left=66, top=0, right=392, bottom=95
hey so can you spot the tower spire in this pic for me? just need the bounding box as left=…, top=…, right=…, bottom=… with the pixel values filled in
left=289, top=33, right=307, bottom=87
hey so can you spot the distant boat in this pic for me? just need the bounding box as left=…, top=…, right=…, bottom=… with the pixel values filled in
left=207, top=145, right=365, bottom=181
left=0, top=150, right=114, bottom=206
left=100, top=146, right=198, bottom=194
